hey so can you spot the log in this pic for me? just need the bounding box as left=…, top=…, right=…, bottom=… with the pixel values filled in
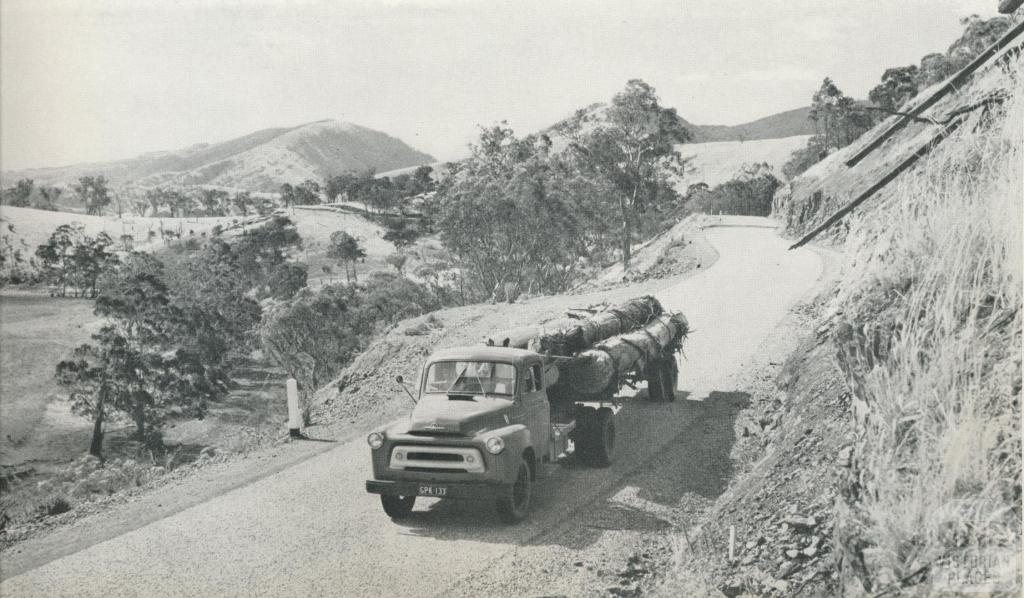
left=536, top=295, right=664, bottom=355
left=557, top=312, right=688, bottom=396
left=484, top=325, right=541, bottom=349
left=484, top=295, right=664, bottom=353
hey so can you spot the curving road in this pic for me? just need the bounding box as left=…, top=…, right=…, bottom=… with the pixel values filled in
left=2, top=217, right=824, bottom=597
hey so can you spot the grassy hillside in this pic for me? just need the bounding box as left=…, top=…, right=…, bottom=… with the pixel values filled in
left=675, top=135, right=810, bottom=189
left=693, top=107, right=813, bottom=142
left=0, top=206, right=249, bottom=257
left=776, top=55, right=1021, bottom=594
left=2, top=120, right=435, bottom=193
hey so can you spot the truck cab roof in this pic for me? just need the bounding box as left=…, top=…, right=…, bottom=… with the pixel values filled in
left=427, top=346, right=540, bottom=365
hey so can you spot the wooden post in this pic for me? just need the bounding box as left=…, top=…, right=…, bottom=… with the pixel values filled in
left=729, top=525, right=735, bottom=562
left=789, top=117, right=965, bottom=250
left=286, top=378, right=302, bottom=438
left=999, top=0, right=1023, bottom=14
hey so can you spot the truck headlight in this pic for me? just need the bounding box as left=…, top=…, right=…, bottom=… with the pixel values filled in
left=485, top=437, right=505, bottom=455
left=367, top=431, right=384, bottom=450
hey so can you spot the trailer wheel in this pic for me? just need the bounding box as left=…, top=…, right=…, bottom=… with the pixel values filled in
left=496, top=457, right=533, bottom=523
left=645, top=360, right=664, bottom=401
left=577, top=408, right=615, bottom=467
left=381, top=495, right=416, bottom=519
left=661, top=357, right=679, bottom=402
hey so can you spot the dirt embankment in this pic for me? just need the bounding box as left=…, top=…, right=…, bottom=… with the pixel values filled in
left=649, top=299, right=852, bottom=597
left=513, top=245, right=846, bottom=597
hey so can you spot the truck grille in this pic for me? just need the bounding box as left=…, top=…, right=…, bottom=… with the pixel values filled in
left=389, top=445, right=485, bottom=474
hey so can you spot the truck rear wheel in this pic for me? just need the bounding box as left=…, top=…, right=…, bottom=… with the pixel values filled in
left=381, top=494, right=416, bottom=519
left=496, top=457, right=533, bottom=523
left=576, top=408, right=615, bottom=467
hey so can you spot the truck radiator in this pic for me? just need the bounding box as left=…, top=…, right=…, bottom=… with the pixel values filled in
left=388, top=445, right=485, bottom=474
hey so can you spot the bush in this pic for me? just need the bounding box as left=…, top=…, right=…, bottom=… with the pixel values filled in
left=35, top=496, right=72, bottom=518
left=782, top=136, right=827, bottom=179
left=684, top=167, right=781, bottom=216
left=260, top=272, right=445, bottom=401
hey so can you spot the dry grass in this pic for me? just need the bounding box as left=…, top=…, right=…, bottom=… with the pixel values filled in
left=832, top=62, right=1021, bottom=594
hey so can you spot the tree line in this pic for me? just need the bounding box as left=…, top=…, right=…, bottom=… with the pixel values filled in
left=38, top=212, right=445, bottom=458
left=54, top=217, right=302, bottom=456
left=425, top=79, right=691, bottom=302
left=783, top=14, right=1014, bottom=179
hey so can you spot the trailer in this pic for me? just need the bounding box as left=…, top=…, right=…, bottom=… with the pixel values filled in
left=364, top=302, right=687, bottom=523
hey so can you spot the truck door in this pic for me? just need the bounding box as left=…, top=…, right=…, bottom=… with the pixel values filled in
left=520, top=360, right=551, bottom=462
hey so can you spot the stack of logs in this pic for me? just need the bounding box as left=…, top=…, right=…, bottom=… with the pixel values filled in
left=485, top=295, right=688, bottom=397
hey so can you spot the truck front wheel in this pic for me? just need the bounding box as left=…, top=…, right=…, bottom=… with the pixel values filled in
left=496, top=457, right=533, bottom=523
left=381, top=494, right=416, bottom=519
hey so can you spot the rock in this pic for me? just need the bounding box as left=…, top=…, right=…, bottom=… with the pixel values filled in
left=777, top=560, right=799, bottom=579
left=767, top=579, right=790, bottom=593
left=784, top=515, right=817, bottom=530
left=837, top=446, right=853, bottom=467
left=785, top=549, right=800, bottom=559
left=719, top=578, right=745, bottom=598
left=802, top=546, right=818, bottom=558
left=741, top=555, right=755, bottom=566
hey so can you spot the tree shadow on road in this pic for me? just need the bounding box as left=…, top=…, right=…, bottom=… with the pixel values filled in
left=395, top=390, right=748, bottom=550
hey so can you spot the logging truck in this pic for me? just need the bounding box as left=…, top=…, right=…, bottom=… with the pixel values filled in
left=365, top=302, right=687, bottom=523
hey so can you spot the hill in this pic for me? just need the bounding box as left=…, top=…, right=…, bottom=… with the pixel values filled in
left=2, top=120, right=435, bottom=193
left=676, top=134, right=810, bottom=188
left=691, top=106, right=814, bottom=142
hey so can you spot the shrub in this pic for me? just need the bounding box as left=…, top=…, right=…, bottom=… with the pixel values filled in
left=684, top=167, right=781, bottom=216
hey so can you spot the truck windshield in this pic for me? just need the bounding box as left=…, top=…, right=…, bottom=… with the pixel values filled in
left=424, top=361, right=517, bottom=397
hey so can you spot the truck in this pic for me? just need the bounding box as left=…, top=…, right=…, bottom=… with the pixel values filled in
left=364, top=309, right=686, bottom=523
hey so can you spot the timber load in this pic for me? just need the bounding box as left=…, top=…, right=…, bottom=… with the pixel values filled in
left=556, top=312, right=689, bottom=397
left=485, top=295, right=664, bottom=354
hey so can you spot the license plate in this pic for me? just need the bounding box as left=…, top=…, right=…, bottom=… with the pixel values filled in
left=418, top=485, right=447, bottom=497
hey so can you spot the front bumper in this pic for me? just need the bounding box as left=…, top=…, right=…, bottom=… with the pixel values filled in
left=366, top=479, right=509, bottom=500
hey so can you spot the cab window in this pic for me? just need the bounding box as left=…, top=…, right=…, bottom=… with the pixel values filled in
left=424, top=361, right=517, bottom=396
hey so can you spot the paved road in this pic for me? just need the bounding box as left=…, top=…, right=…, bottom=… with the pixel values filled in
left=2, top=217, right=824, bottom=597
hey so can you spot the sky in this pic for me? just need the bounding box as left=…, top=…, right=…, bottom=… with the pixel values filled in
left=0, top=0, right=1002, bottom=171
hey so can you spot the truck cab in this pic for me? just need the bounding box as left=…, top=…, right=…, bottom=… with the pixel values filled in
left=365, top=346, right=616, bottom=523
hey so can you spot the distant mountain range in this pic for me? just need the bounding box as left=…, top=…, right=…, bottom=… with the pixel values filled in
left=3, top=107, right=814, bottom=194
left=2, top=120, right=435, bottom=193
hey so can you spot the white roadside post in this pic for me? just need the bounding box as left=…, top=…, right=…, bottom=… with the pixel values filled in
left=287, top=378, right=302, bottom=438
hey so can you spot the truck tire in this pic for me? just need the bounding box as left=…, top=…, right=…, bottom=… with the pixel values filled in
left=381, top=494, right=416, bottom=519
left=577, top=408, right=615, bottom=467
left=645, top=360, right=665, bottom=401
left=661, top=357, right=679, bottom=402
left=496, top=457, right=533, bottom=523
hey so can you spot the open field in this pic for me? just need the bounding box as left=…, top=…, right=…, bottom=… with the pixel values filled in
left=0, top=292, right=99, bottom=466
